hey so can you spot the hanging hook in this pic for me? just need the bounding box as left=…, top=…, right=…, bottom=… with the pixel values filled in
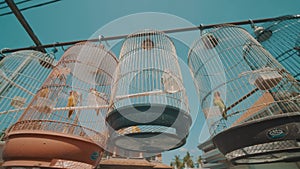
left=61, top=45, right=65, bottom=52
left=0, top=48, right=9, bottom=59
left=98, top=35, right=104, bottom=44
left=249, top=19, right=255, bottom=29
left=199, top=24, right=204, bottom=36
left=52, top=43, right=58, bottom=54
left=50, top=43, right=59, bottom=60
left=99, top=35, right=111, bottom=49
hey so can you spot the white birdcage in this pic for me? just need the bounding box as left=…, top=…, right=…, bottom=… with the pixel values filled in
left=188, top=25, right=300, bottom=164
left=252, top=15, right=300, bottom=81
left=0, top=50, right=55, bottom=135
left=106, top=30, right=191, bottom=154
left=2, top=42, right=118, bottom=168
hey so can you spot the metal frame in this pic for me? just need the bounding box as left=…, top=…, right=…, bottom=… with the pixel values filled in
left=1, top=14, right=300, bottom=54
left=5, top=0, right=46, bottom=53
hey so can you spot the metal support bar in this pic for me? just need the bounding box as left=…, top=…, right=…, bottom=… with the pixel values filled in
left=5, top=0, right=46, bottom=53
left=1, top=14, right=300, bottom=54
left=0, top=0, right=31, bottom=10
left=0, top=0, right=60, bottom=16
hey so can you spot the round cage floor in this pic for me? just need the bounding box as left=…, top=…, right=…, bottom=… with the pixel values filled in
left=106, top=103, right=191, bottom=153
left=110, top=132, right=186, bottom=153
left=106, top=103, right=192, bottom=133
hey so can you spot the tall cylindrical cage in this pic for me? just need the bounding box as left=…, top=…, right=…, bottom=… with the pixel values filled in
left=2, top=42, right=118, bottom=168
left=0, top=50, right=55, bottom=138
left=253, top=15, right=300, bottom=81
left=188, top=25, right=300, bottom=164
left=106, top=30, right=192, bottom=153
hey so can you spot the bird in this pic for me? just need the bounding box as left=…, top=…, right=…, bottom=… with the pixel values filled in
left=161, top=70, right=180, bottom=94
left=67, top=91, right=77, bottom=118
left=213, top=91, right=227, bottom=120
left=142, top=38, right=154, bottom=50
left=131, top=126, right=141, bottom=133
left=88, top=88, right=107, bottom=116
left=88, top=88, right=99, bottom=115
left=39, top=87, right=49, bottom=98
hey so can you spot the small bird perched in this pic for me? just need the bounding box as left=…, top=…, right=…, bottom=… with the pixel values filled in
left=88, top=88, right=107, bottom=116
left=50, top=67, right=71, bottom=81
left=131, top=126, right=141, bottom=133
left=213, top=91, right=227, bottom=120
left=67, top=91, right=77, bottom=118
left=161, top=70, right=180, bottom=94
left=39, top=87, right=49, bottom=98
left=142, top=38, right=154, bottom=50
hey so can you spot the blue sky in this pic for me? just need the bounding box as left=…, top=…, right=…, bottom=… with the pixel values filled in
left=1, top=0, right=300, bottom=165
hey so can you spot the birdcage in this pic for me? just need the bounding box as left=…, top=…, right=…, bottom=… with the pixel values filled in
left=252, top=15, right=300, bottom=81
left=188, top=25, right=300, bottom=164
left=0, top=50, right=56, bottom=135
left=2, top=42, right=118, bottom=168
left=106, top=30, right=191, bottom=153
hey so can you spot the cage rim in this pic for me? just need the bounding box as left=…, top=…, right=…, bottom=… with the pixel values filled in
left=229, top=145, right=300, bottom=165
left=106, top=103, right=192, bottom=130
left=109, top=130, right=187, bottom=153
left=5, top=129, right=104, bottom=146
left=212, top=112, right=300, bottom=155
left=6, top=119, right=107, bottom=146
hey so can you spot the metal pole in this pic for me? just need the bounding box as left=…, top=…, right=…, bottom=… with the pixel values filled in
left=0, top=0, right=61, bottom=16
left=1, top=14, right=300, bottom=54
left=5, top=0, right=46, bottom=53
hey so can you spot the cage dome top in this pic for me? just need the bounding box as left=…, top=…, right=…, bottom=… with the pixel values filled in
left=120, top=29, right=176, bottom=58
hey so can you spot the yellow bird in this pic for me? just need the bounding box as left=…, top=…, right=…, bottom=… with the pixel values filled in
left=39, top=87, right=49, bottom=98
left=142, top=38, right=154, bottom=50
left=131, top=126, right=141, bottom=133
left=213, top=91, right=227, bottom=120
left=67, top=91, right=76, bottom=118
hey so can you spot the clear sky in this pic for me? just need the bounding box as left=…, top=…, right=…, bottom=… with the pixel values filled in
left=1, top=0, right=300, bottom=165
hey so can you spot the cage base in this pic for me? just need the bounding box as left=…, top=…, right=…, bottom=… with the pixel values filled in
left=228, top=143, right=300, bottom=165
left=213, top=112, right=300, bottom=164
left=2, top=130, right=103, bottom=168
left=106, top=104, right=191, bottom=134
left=110, top=132, right=186, bottom=153
left=106, top=104, right=191, bottom=153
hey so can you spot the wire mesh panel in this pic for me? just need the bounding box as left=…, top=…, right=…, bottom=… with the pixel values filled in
left=188, top=25, right=300, bottom=164
left=0, top=50, right=55, bottom=137
left=253, top=15, right=300, bottom=81
left=106, top=30, right=191, bottom=154
left=2, top=42, right=118, bottom=168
